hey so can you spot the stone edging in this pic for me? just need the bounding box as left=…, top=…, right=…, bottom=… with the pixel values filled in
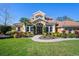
left=32, top=35, right=79, bottom=42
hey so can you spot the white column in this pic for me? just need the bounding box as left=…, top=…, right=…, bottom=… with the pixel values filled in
left=29, top=26, right=31, bottom=32
left=16, top=27, right=18, bottom=31
left=52, top=25, right=55, bottom=33
left=48, top=26, right=50, bottom=32
left=26, top=26, right=27, bottom=32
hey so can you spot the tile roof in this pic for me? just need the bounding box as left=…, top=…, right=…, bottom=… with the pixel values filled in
left=56, top=20, right=79, bottom=27
left=13, top=23, right=23, bottom=27
left=46, top=20, right=56, bottom=25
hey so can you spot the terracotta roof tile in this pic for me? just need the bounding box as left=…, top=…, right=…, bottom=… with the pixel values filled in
left=56, top=20, right=79, bottom=27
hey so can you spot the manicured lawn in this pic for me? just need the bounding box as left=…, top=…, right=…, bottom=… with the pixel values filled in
left=0, top=38, right=79, bottom=56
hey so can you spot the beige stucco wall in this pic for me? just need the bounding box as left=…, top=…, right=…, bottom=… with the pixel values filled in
left=65, top=30, right=75, bottom=34
left=15, top=24, right=25, bottom=32
left=57, top=28, right=64, bottom=33
left=57, top=28, right=75, bottom=33
left=22, top=24, right=26, bottom=32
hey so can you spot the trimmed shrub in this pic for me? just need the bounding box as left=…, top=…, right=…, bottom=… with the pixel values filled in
left=43, top=32, right=47, bottom=36
left=6, top=31, right=34, bottom=38
left=61, top=33, right=67, bottom=38
left=42, top=32, right=77, bottom=38
left=51, top=32, right=61, bottom=38
left=6, top=30, right=17, bottom=37
left=67, top=33, right=76, bottom=38
left=75, top=31, right=79, bottom=38
left=25, top=32, right=34, bottom=37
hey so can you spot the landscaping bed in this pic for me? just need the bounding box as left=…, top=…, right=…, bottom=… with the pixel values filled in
left=39, top=35, right=55, bottom=40
left=6, top=31, right=34, bottom=38
left=41, top=32, right=79, bottom=40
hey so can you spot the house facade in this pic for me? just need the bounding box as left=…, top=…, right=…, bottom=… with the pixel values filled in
left=14, top=10, right=79, bottom=34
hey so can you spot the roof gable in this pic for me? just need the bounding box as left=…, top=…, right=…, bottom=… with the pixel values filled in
left=33, top=10, right=45, bottom=16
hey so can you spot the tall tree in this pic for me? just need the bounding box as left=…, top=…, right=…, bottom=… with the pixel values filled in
left=63, top=16, right=73, bottom=21
left=19, top=17, right=29, bottom=25
left=0, top=8, right=12, bottom=26
left=0, top=8, right=12, bottom=34
left=56, top=17, right=63, bottom=21
left=56, top=16, right=73, bottom=21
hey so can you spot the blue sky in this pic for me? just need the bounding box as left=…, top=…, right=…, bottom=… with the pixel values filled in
left=0, top=3, right=79, bottom=24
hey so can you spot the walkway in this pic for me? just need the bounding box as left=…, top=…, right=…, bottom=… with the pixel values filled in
left=32, top=35, right=79, bottom=42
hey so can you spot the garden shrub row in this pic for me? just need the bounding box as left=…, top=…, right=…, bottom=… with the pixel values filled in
left=6, top=31, right=34, bottom=38
left=43, top=32, right=79, bottom=38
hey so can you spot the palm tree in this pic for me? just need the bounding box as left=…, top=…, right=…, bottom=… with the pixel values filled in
left=19, top=17, right=29, bottom=25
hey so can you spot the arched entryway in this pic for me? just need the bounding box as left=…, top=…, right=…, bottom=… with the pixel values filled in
left=36, top=23, right=43, bottom=34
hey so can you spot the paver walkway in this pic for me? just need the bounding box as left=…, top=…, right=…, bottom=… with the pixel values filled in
left=32, top=35, right=79, bottom=42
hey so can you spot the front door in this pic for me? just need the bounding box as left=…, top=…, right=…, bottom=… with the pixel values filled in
left=37, top=26, right=42, bottom=34
left=36, top=23, right=43, bottom=34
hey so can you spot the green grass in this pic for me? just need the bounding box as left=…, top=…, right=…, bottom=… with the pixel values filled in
left=0, top=38, right=79, bottom=56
